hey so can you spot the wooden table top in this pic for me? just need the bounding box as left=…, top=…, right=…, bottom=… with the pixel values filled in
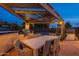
left=21, top=35, right=61, bottom=49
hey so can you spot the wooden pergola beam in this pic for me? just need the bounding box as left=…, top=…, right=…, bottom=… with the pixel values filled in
left=23, top=15, right=53, bottom=22
left=15, top=10, right=47, bottom=14
left=37, top=16, right=52, bottom=21
left=24, top=18, right=60, bottom=24
left=5, top=3, right=41, bottom=8
left=0, top=3, right=23, bottom=20
left=40, top=3, right=61, bottom=19
left=25, top=20, right=52, bottom=24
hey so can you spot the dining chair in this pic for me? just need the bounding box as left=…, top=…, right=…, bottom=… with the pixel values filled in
left=13, top=40, right=33, bottom=56
left=13, top=40, right=25, bottom=56
left=55, top=38, right=60, bottom=56
left=50, top=38, right=60, bottom=56
left=43, top=41, right=51, bottom=56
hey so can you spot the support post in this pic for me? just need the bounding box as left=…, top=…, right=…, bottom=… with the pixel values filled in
left=24, top=22, right=30, bottom=36
left=60, top=21, right=65, bottom=40
left=25, top=22, right=30, bottom=30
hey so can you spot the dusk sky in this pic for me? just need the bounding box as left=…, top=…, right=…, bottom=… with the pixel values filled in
left=0, top=3, right=79, bottom=27
left=0, top=7, right=23, bottom=26
left=51, top=3, right=79, bottom=27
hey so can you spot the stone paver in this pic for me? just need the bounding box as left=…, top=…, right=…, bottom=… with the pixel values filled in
left=58, top=34, right=79, bottom=56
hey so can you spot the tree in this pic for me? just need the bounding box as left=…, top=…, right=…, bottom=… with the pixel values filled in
left=8, top=23, right=21, bottom=30
left=65, top=22, right=72, bottom=29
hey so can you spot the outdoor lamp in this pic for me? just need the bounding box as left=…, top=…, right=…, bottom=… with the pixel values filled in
left=59, top=21, right=63, bottom=25
left=25, top=23, right=30, bottom=30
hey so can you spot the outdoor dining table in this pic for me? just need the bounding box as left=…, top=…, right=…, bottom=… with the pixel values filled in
left=21, top=35, right=61, bottom=56
left=43, top=35, right=61, bottom=41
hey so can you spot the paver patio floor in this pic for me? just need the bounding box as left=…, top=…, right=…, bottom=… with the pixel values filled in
left=58, top=40, right=79, bottom=56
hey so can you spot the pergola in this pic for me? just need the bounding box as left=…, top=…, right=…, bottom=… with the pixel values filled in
left=0, top=3, right=65, bottom=35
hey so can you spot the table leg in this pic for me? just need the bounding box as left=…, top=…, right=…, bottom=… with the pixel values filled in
left=33, top=49, right=38, bottom=56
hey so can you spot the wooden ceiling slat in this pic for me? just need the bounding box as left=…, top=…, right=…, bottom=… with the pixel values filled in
left=24, top=17, right=60, bottom=24
left=24, top=20, right=56, bottom=24
left=37, top=16, right=52, bottom=21
left=5, top=3, right=42, bottom=8
left=15, top=10, right=48, bottom=14
left=24, top=16, right=52, bottom=23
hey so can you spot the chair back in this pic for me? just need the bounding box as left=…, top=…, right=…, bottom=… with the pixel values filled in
left=53, top=38, right=60, bottom=55
left=43, top=41, right=51, bottom=56
left=13, top=40, right=24, bottom=56
left=50, top=38, right=60, bottom=56
left=54, top=38, right=60, bottom=47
